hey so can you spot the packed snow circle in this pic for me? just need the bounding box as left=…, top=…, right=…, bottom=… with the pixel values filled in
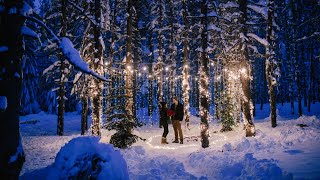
left=20, top=104, right=320, bottom=179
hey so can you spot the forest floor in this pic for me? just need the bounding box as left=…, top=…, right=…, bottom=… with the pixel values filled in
left=20, top=102, right=320, bottom=179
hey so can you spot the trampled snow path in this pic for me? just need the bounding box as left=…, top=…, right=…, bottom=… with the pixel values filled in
left=20, top=103, right=320, bottom=179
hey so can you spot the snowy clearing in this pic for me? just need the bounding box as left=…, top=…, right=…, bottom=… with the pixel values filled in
left=20, top=103, right=320, bottom=179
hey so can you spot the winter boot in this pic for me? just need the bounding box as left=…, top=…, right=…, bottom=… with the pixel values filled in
left=172, top=139, right=179, bottom=143
left=162, top=137, right=169, bottom=144
left=161, top=137, right=169, bottom=144
left=180, top=139, right=183, bottom=144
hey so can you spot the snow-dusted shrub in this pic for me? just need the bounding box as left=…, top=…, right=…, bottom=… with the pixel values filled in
left=48, top=137, right=129, bottom=179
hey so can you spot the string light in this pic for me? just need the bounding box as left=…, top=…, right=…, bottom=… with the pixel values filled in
left=138, top=73, right=142, bottom=77
left=127, top=65, right=132, bottom=70
left=143, top=66, right=147, bottom=71
left=210, top=62, right=214, bottom=66
left=165, top=67, right=169, bottom=71
left=105, top=61, right=109, bottom=66
left=240, top=67, right=247, bottom=74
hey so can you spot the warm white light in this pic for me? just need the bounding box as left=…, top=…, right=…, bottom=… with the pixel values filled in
left=105, top=61, right=109, bottom=66
left=240, top=68, right=247, bottom=74
left=195, top=77, right=198, bottom=81
left=143, top=66, right=147, bottom=71
left=184, top=65, right=188, bottom=68
left=210, top=62, right=214, bottom=66
left=138, top=73, right=142, bottom=76
left=148, top=75, right=152, bottom=78
left=130, top=70, right=133, bottom=73
left=165, top=67, right=169, bottom=71
left=127, top=65, right=131, bottom=70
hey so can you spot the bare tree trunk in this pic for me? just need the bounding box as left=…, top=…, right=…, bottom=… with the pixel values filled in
left=266, top=0, right=277, bottom=128
left=182, top=0, right=190, bottom=129
left=0, top=0, right=25, bottom=177
left=157, top=0, right=164, bottom=103
left=57, top=0, right=67, bottom=136
left=125, top=0, right=134, bottom=122
left=147, top=36, right=153, bottom=116
left=81, top=97, right=89, bottom=135
left=292, top=1, right=302, bottom=117
left=132, top=0, right=140, bottom=118
left=200, top=0, right=209, bottom=148
left=91, top=0, right=103, bottom=136
left=239, top=0, right=255, bottom=137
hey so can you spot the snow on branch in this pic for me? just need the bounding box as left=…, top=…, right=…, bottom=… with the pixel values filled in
left=247, top=33, right=269, bottom=46
left=66, top=0, right=97, bottom=27
left=25, top=16, right=107, bottom=81
left=247, top=4, right=267, bottom=20
left=60, top=38, right=107, bottom=81
left=21, top=26, right=38, bottom=38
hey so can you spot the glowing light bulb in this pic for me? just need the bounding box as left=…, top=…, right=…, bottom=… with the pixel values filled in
left=240, top=68, right=247, bottom=74
left=138, top=73, right=142, bottom=76
left=184, top=65, right=188, bottom=68
left=143, top=66, right=147, bottom=71
left=127, top=65, right=131, bottom=70
left=165, top=67, right=169, bottom=71
left=105, top=61, right=109, bottom=66
left=210, top=62, right=214, bottom=66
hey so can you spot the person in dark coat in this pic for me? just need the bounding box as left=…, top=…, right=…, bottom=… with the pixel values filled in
left=170, top=97, right=184, bottom=144
left=159, top=102, right=169, bottom=144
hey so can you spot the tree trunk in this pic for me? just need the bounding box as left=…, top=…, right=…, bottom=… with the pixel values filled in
left=266, top=0, right=277, bottom=127
left=0, top=0, right=25, bottom=177
left=57, top=0, right=67, bottom=136
left=200, top=0, right=209, bottom=148
left=147, top=36, right=153, bottom=116
left=239, top=0, right=255, bottom=136
left=182, top=0, right=190, bottom=129
left=292, top=1, right=302, bottom=117
left=125, top=0, right=134, bottom=123
left=132, top=0, right=139, bottom=119
left=81, top=97, right=89, bottom=135
left=157, top=0, right=164, bottom=103
left=91, top=0, right=103, bottom=136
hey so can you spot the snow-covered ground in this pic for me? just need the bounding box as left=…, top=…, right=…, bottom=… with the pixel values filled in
left=20, top=102, right=320, bottom=179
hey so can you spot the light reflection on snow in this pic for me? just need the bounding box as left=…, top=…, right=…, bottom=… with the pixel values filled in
left=146, top=133, right=228, bottom=149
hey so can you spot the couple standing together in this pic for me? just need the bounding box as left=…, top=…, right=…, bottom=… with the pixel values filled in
left=159, top=97, right=184, bottom=144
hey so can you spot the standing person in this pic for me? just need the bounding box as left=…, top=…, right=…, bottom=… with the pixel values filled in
left=159, top=102, right=169, bottom=144
left=170, top=97, right=184, bottom=144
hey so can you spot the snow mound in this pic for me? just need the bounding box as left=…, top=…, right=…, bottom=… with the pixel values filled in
left=48, top=136, right=129, bottom=179
left=222, top=143, right=233, bottom=152
left=123, top=146, right=197, bottom=179
left=189, top=151, right=292, bottom=179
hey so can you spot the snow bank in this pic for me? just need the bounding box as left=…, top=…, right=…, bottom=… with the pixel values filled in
left=122, top=146, right=197, bottom=179
left=189, top=151, right=292, bottom=179
left=48, top=136, right=129, bottom=180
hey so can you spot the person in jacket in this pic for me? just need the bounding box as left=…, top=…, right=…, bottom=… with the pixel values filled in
left=159, top=102, right=169, bottom=144
left=170, top=97, right=184, bottom=144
